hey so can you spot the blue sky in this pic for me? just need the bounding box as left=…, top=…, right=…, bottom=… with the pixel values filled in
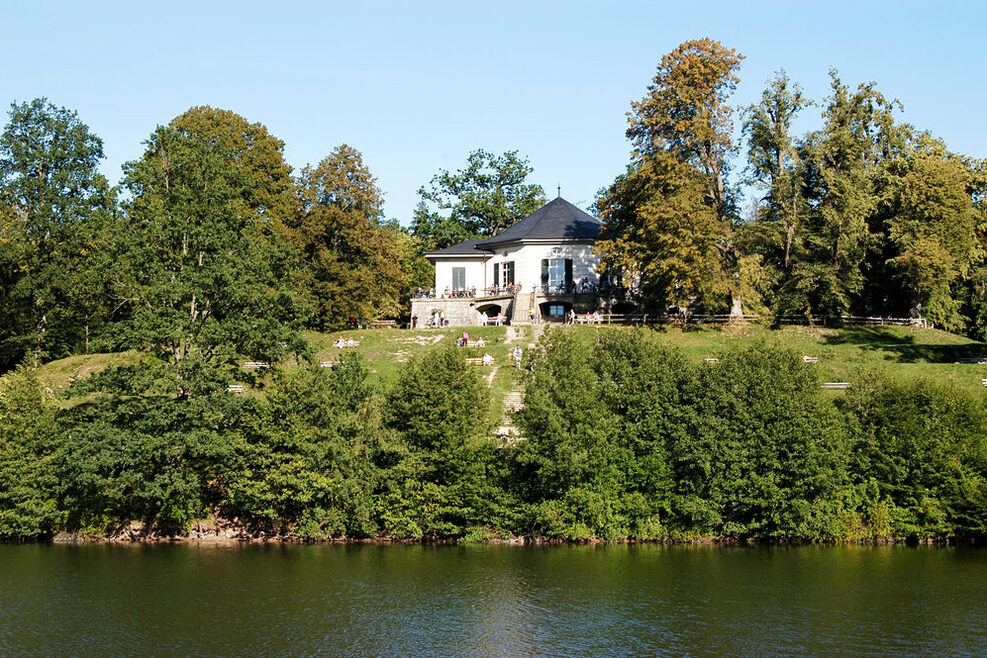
left=3, top=1, right=984, bottom=222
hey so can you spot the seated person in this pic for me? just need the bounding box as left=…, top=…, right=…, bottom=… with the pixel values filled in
left=482, top=353, right=494, bottom=366
left=333, top=337, right=346, bottom=349
left=476, top=337, right=485, bottom=347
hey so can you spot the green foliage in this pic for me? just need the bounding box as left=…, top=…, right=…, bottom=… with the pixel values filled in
left=119, top=106, right=306, bottom=394
left=511, top=330, right=680, bottom=540
left=57, top=386, right=243, bottom=533
left=878, top=136, right=979, bottom=329
left=741, top=70, right=811, bottom=275
left=225, top=354, right=382, bottom=538
left=0, top=366, right=61, bottom=538
left=0, top=98, right=117, bottom=369
left=411, top=149, right=545, bottom=250
left=840, top=375, right=987, bottom=539
left=287, top=145, right=407, bottom=329
left=674, top=342, right=849, bottom=539
left=382, top=346, right=496, bottom=539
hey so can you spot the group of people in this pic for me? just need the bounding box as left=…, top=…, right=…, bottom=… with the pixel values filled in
left=442, top=286, right=476, bottom=299
left=478, top=311, right=506, bottom=326
left=333, top=337, right=360, bottom=349
left=563, top=309, right=603, bottom=325
left=409, top=311, right=448, bottom=329
left=456, top=331, right=486, bottom=347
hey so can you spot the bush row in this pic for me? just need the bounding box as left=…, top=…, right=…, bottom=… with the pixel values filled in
left=1, top=330, right=985, bottom=542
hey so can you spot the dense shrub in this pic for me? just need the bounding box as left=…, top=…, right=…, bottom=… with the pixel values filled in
left=840, top=376, right=987, bottom=540
left=0, top=367, right=61, bottom=539
left=381, top=346, right=499, bottom=539
left=1, top=331, right=985, bottom=543
left=224, top=354, right=382, bottom=538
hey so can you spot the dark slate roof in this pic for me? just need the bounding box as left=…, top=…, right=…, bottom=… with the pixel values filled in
left=425, top=238, right=491, bottom=258
left=476, top=197, right=601, bottom=248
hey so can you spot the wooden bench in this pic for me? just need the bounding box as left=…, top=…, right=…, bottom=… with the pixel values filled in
left=704, top=357, right=719, bottom=363
left=227, top=384, right=245, bottom=394
left=462, top=340, right=487, bottom=348
left=982, top=378, right=987, bottom=388
left=319, top=361, right=335, bottom=368
left=466, top=357, right=494, bottom=366
left=822, top=382, right=852, bottom=390
left=242, top=361, right=270, bottom=369
left=370, top=320, right=397, bottom=329
left=802, top=356, right=819, bottom=364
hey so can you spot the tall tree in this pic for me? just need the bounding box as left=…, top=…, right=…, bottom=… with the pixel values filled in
left=411, top=149, right=545, bottom=250
left=599, top=39, right=745, bottom=313
left=780, top=72, right=902, bottom=318
left=596, top=155, right=725, bottom=308
left=119, top=106, right=304, bottom=396
left=287, top=144, right=406, bottom=328
left=0, top=98, right=116, bottom=369
left=963, top=160, right=987, bottom=339
left=878, top=135, right=979, bottom=328
left=742, top=71, right=811, bottom=274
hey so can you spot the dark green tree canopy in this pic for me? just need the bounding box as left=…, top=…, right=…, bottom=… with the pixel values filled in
left=0, top=98, right=116, bottom=368
left=411, top=149, right=545, bottom=250
left=119, top=106, right=304, bottom=393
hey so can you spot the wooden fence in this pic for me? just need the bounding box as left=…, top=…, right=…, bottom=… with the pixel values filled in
left=586, top=313, right=930, bottom=328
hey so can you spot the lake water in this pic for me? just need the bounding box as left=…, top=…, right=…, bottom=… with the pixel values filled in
left=0, top=543, right=984, bottom=655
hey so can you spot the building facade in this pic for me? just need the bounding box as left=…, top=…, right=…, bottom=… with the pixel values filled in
left=411, top=197, right=634, bottom=327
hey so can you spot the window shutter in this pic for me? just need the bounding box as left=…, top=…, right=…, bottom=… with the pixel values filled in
left=493, top=263, right=500, bottom=288
left=565, top=259, right=573, bottom=289
left=541, top=259, right=549, bottom=287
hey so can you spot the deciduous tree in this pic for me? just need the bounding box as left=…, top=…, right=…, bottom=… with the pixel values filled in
left=287, top=144, right=406, bottom=328
left=600, top=39, right=745, bottom=313
left=742, top=71, right=811, bottom=274
left=411, top=149, right=545, bottom=250
left=0, top=98, right=116, bottom=369
left=119, top=106, right=304, bottom=395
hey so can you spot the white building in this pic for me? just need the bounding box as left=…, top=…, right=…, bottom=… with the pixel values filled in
left=411, top=197, right=633, bottom=327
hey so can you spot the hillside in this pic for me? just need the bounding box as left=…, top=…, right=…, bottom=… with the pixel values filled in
left=30, top=323, right=987, bottom=405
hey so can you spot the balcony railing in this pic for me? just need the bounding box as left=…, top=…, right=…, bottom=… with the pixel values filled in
left=411, top=284, right=641, bottom=301
left=539, top=283, right=639, bottom=299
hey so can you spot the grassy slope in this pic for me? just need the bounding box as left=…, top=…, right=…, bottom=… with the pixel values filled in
left=30, top=323, right=987, bottom=418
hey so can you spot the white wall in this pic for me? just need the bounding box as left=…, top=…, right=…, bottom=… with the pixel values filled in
left=434, top=258, right=486, bottom=295
left=484, top=242, right=600, bottom=290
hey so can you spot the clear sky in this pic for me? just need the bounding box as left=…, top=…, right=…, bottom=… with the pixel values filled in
left=3, top=1, right=984, bottom=222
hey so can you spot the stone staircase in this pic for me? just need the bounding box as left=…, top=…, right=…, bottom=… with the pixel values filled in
left=511, top=290, right=539, bottom=325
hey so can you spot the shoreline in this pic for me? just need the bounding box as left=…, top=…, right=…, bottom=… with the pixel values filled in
left=42, top=531, right=965, bottom=547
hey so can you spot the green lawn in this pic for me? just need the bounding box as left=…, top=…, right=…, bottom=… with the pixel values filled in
left=564, top=322, right=987, bottom=395
left=29, top=323, right=987, bottom=419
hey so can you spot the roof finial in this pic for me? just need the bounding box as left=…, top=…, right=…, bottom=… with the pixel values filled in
left=557, top=183, right=561, bottom=198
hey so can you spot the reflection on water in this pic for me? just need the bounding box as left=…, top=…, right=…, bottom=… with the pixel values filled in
left=1, top=543, right=984, bottom=655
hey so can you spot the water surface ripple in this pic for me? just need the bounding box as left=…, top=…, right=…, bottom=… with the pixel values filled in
left=0, top=543, right=984, bottom=655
